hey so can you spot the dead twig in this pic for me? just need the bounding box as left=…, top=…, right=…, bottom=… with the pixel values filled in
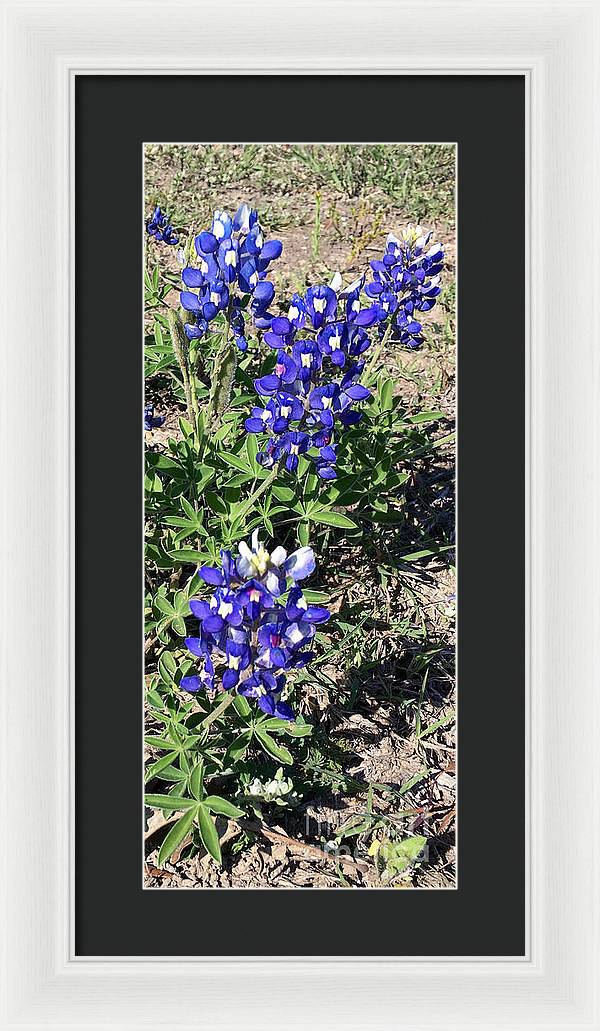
left=144, top=810, right=370, bottom=875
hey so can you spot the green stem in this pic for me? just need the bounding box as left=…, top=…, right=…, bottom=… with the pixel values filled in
left=201, top=690, right=235, bottom=730
left=234, top=465, right=279, bottom=524
left=364, top=321, right=393, bottom=383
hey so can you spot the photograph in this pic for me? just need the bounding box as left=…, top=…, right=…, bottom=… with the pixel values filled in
left=143, top=143, right=456, bottom=889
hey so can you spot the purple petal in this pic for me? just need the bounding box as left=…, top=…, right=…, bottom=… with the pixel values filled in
left=344, top=384, right=371, bottom=401
left=203, top=614, right=225, bottom=633
left=271, top=316, right=291, bottom=335
left=256, top=693, right=276, bottom=715
left=245, top=417, right=265, bottom=433
left=274, top=700, right=295, bottom=721
left=260, top=240, right=283, bottom=261
left=353, top=308, right=377, bottom=327
left=184, top=636, right=207, bottom=657
left=284, top=547, right=316, bottom=581
left=305, top=606, right=330, bottom=623
left=255, top=375, right=279, bottom=395
left=198, top=565, right=224, bottom=585
left=180, top=291, right=201, bottom=312
left=197, top=231, right=218, bottom=253
left=180, top=676, right=202, bottom=693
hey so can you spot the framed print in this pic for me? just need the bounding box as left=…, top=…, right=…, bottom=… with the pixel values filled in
left=76, top=74, right=524, bottom=956
left=2, top=1, right=599, bottom=1029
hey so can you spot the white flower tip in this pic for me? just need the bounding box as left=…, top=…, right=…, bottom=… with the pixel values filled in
left=270, top=545, right=287, bottom=567
left=238, top=541, right=253, bottom=562
left=329, top=270, right=342, bottom=292
left=340, top=276, right=362, bottom=297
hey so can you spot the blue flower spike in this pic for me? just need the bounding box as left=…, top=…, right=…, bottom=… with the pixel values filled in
left=241, top=226, right=442, bottom=481
left=146, top=206, right=178, bottom=246
left=176, top=203, right=284, bottom=347
left=179, top=532, right=329, bottom=721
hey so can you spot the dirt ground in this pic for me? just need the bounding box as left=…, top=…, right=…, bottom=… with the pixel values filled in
left=144, top=145, right=456, bottom=889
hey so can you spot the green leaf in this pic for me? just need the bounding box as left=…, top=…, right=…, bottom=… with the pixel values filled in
left=197, top=803, right=222, bottom=863
left=145, top=793, right=196, bottom=812
left=258, top=717, right=313, bottom=738
left=218, top=451, right=251, bottom=472
left=381, top=834, right=427, bottom=874
left=311, top=509, right=358, bottom=530
left=298, top=521, right=309, bottom=547
left=180, top=496, right=196, bottom=520
left=232, top=694, right=252, bottom=719
left=205, top=491, right=229, bottom=517
left=245, top=433, right=258, bottom=468
left=163, top=516, right=196, bottom=529
left=167, top=549, right=208, bottom=564
left=144, top=736, right=176, bottom=751
left=189, top=759, right=204, bottom=801
left=157, top=807, right=198, bottom=866
left=154, top=596, right=175, bottom=616
left=379, top=377, right=394, bottom=412
left=272, top=485, right=295, bottom=503
left=204, top=795, right=245, bottom=819
left=146, top=750, right=180, bottom=779
left=302, top=590, right=330, bottom=603
left=399, top=545, right=454, bottom=562
left=255, top=728, right=293, bottom=765
left=146, top=690, right=165, bottom=709
left=153, top=765, right=185, bottom=783
left=406, top=410, right=444, bottom=424
left=227, top=730, right=252, bottom=761
left=171, top=616, right=187, bottom=636
left=398, top=770, right=430, bottom=795
left=158, top=650, right=177, bottom=685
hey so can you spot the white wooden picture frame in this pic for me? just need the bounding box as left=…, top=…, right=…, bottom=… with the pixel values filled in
left=2, top=1, right=599, bottom=1027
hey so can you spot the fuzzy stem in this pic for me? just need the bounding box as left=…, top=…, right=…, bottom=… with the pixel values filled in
left=201, top=690, right=235, bottom=730
left=167, top=309, right=195, bottom=423
left=364, top=320, right=394, bottom=383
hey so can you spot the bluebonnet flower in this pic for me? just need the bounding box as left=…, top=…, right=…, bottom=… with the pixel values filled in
left=365, top=224, right=444, bottom=348
left=146, top=206, right=178, bottom=246
left=245, top=392, right=304, bottom=435
left=244, top=275, right=376, bottom=480
left=240, top=225, right=442, bottom=480
left=239, top=670, right=295, bottom=720
left=179, top=532, right=328, bottom=721
left=178, top=203, right=283, bottom=349
left=144, top=403, right=165, bottom=430
left=305, top=285, right=337, bottom=329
